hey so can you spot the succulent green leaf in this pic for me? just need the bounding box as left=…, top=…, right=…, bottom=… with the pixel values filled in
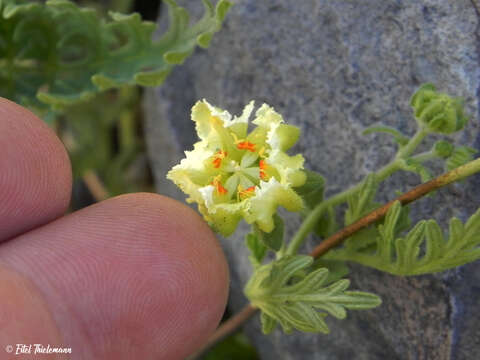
left=0, top=0, right=232, bottom=111
left=245, top=255, right=381, bottom=334
left=325, top=201, right=480, bottom=275
left=363, top=126, right=409, bottom=146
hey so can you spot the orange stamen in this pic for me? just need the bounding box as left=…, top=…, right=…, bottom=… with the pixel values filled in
left=212, top=150, right=227, bottom=168
left=259, top=160, right=267, bottom=180
left=238, top=185, right=255, bottom=199
left=212, top=175, right=228, bottom=195
left=217, top=183, right=228, bottom=194
left=237, top=141, right=256, bottom=152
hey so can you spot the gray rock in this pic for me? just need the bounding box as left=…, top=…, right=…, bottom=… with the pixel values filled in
left=144, top=1, right=480, bottom=359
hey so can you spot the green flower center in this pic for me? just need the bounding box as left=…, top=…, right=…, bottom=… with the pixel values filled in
left=208, top=139, right=271, bottom=202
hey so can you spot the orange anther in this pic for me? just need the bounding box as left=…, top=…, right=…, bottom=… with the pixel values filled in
left=217, top=183, right=228, bottom=194
left=237, top=141, right=256, bottom=152
left=212, top=150, right=227, bottom=168
left=213, top=158, right=222, bottom=168
left=212, top=175, right=228, bottom=195
left=238, top=185, right=255, bottom=199
left=259, top=160, right=267, bottom=180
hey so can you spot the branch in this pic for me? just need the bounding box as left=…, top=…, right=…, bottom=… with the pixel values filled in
left=311, top=157, right=480, bottom=258
left=82, top=170, right=109, bottom=202
left=191, top=158, right=480, bottom=359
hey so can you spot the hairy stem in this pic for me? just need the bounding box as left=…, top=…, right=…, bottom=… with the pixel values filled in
left=310, top=157, right=480, bottom=258
left=396, top=127, right=428, bottom=159
left=285, top=159, right=400, bottom=256
left=197, top=157, right=480, bottom=358
left=285, top=127, right=428, bottom=256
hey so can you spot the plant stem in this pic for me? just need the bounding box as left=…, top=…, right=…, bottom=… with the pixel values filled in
left=196, top=157, right=480, bottom=357
left=186, top=304, right=258, bottom=360
left=310, top=157, right=480, bottom=258
left=82, top=170, right=109, bottom=202
left=284, top=159, right=400, bottom=256
left=410, top=150, right=437, bottom=163
left=285, top=127, right=428, bottom=256
left=396, top=127, right=428, bottom=159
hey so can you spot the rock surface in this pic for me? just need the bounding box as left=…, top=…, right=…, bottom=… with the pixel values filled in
left=144, top=1, right=480, bottom=359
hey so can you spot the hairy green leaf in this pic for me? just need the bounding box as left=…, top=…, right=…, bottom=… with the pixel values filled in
left=402, top=158, right=433, bottom=183
left=326, top=201, right=480, bottom=275
left=345, top=173, right=378, bottom=225
left=0, top=0, right=232, bottom=111
left=446, top=146, right=477, bottom=172
left=312, top=259, right=350, bottom=285
left=245, top=255, right=381, bottom=334
left=343, top=174, right=381, bottom=251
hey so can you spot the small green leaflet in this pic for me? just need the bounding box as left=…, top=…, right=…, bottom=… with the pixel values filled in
left=312, top=259, right=350, bottom=285
left=326, top=201, right=480, bottom=276
left=345, top=173, right=378, bottom=225
left=343, top=173, right=380, bottom=251
left=446, top=146, right=477, bottom=172
left=244, top=255, right=381, bottom=334
left=402, top=158, right=433, bottom=183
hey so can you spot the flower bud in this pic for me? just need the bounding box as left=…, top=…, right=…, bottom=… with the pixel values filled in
left=410, top=83, right=468, bottom=134
left=433, top=140, right=454, bottom=159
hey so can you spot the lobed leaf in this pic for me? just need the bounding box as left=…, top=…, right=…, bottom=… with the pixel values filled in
left=0, top=0, right=232, bottom=111
left=245, top=255, right=381, bottom=334
left=446, top=146, right=477, bottom=172
left=325, top=201, right=480, bottom=275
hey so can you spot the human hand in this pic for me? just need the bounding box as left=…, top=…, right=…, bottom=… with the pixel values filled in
left=0, top=98, right=229, bottom=360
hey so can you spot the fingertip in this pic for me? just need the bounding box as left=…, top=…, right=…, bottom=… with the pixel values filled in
left=0, top=97, right=72, bottom=240
left=1, top=192, right=229, bottom=360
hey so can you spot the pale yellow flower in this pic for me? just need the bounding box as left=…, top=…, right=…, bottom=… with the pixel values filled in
left=167, top=100, right=306, bottom=236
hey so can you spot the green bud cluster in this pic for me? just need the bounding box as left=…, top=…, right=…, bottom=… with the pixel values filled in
left=410, top=83, right=468, bottom=134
